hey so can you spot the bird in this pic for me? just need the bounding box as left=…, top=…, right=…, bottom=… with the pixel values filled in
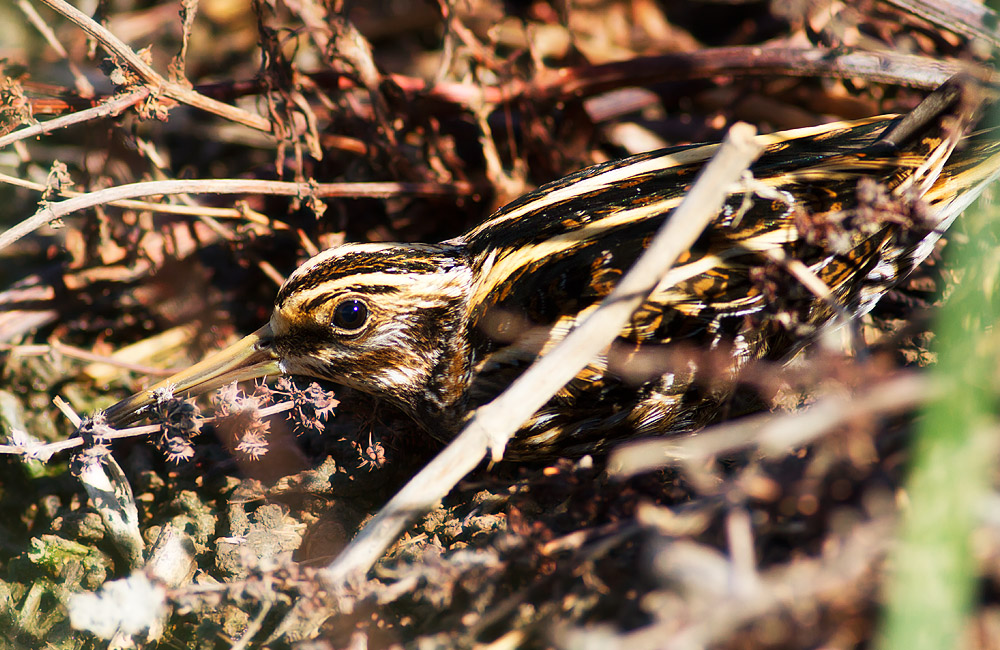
left=103, top=77, right=1000, bottom=460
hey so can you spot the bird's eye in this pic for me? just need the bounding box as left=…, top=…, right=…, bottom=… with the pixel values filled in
left=332, top=299, right=369, bottom=331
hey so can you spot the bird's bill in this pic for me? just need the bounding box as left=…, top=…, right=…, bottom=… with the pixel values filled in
left=102, top=324, right=281, bottom=427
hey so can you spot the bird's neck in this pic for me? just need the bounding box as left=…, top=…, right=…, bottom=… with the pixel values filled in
left=389, top=318, right=474, bottom=439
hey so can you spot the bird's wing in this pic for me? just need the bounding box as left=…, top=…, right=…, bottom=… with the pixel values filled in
left=467, top=80, right=998, bottom=358
left=461, top=79, right=1000, bottom=455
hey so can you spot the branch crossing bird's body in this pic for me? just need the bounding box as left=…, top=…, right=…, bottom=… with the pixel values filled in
left=105, top=79, right=1000, bottom=459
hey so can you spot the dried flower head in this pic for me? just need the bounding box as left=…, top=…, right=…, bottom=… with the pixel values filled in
left=273, top=376, right=339, bottom=434
left=150, top=393, right=201, bottom=464
left=354, top=432, right=387, bottom=471
left=213, top=383, right=272, bottom=461
left=70, top=414, right=115, bottom=478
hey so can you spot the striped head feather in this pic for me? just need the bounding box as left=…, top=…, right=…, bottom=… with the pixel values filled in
left=269, top=242, right=475, bottom=426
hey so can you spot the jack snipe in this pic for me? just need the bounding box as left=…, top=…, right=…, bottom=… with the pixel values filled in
left=104, top=78, right=1000, bottom=459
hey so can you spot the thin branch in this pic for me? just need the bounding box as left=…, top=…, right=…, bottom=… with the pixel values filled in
left=52, top=395, right=82, bottom=427
left=36, top=0, right=272, bottom=132
left=0, top=178, right=474, bottom=251
left=524, top=48, right=977, bottom=104
left=0, top=402, right=294, bottom=459
left=332, top=47, right=971, bottom=109
left=0, top=341, right=178, bottom=376
left=882, top=0, right=1000, bottom=50
left=0, top=89, right=150, bottom=151
left=607, top=372, right=935, bottom=478
left=0, top=171, right=277, bottom=226
left=314, top=121, right=764, bottom=590
left=229, top=599, right=273, bottom=650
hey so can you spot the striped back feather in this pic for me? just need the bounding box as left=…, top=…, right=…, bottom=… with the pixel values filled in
left=458, top=87, right=1000, bottom=456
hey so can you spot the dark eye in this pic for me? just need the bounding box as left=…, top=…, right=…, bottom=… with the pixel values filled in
left=332, top=299, right=369, bottom=331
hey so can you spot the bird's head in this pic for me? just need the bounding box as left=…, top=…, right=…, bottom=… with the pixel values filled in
left=104, top=243, right=475, bottom=427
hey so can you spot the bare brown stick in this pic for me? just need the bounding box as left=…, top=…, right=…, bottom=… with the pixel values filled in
left=400, top=48, right=969, bottom=107
left=525, top=48, right=977, bottom=104
left=0, top=172, right=277, bottom=226
left=0, top=341, right=176, bottom=376
left=607, top=372, right=935, bottom=478
left=313, top=122, right=764, bottom=591
left=35, top=0, right=272, bottom=132
left=194, top=47, right=970, bottom=115
left=0, top=89, right=150, bottom=151
left=0, top=178, right=474, bottom=251
left=882, top=0, right=1000, bottom=49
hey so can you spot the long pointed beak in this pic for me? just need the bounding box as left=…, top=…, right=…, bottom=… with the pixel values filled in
left=103, top=324, right=282, bottom=427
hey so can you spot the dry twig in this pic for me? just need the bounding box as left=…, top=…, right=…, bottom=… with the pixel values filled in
left=0, top=178, right=474, bottom=251
left=35, top=0, right=272, bottom=132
